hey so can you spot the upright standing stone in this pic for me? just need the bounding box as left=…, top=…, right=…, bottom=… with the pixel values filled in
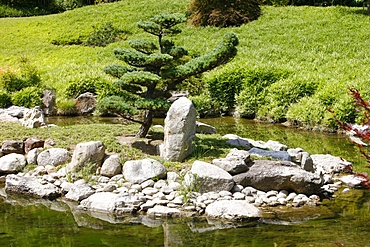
left=21, top=106, right=47, bottom=128
left=42, top=90, right=56, bottom=116
left=160, top=97, right=196, bottom=162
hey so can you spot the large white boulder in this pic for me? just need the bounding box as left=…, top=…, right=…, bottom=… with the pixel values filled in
left=184, top=161, right=234, bottom=193
left=67, top=141, right=105, bottom=173
left=37, top=148, right=71, bottom=167
left=100, top=154, right=122, bottom=178
left=122, top=158, right=166, bottom=184
left=0, top=153, right=27, bottom=174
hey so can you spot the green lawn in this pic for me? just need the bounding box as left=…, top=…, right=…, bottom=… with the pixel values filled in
left=1, top=2, right=370, bottom=126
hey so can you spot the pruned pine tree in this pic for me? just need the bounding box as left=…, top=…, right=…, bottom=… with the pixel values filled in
left=98, top=13, right=239, bottom=138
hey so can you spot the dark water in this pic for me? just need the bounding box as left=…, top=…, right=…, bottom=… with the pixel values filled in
left=1, top=116, right=364, bottom=247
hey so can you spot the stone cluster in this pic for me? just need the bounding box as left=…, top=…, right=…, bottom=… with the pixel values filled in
left=0, top=134, right=361, bottom=221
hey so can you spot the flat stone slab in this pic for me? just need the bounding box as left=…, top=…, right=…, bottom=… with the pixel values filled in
left=147, top=205, right=181, bottom=217
left=205, top=200, right=261, bottom=220
left=5, top=174, right=61, bottom=200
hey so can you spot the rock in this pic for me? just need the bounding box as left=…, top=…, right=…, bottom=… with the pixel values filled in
left=75, top=92, right=97, bottom=115
left=100, top=154, right=122, bottom=178
left=79, top=192, right=143, bottom=214
left=160, top=97, right=196, bottom=162
left=205, top=200, right=261, bottom=220
left=196, top=121, right=216, bottom=134
left=265, top=140, right=288, bottom=151
left=65, top=183, right=96, bottom=202
left=287, top=148, right=305, bottom=162
left=0, top=110, right=19, bottom=122
left=122, top=158, right=166, bottom=184
left=0, top=153, right=27, bottom=174
left=222, top=134, right=251, bottom=149
left=287, top=148, right=314, bottom=172
left=212, top=158, right=248, bottom=175
left=184, top=161, right=234, bottom=193
left=24, top=137, right=45, bottom=153
left=5, top=174, right=61, bottom=200
left=5, top=106, right=28, bottom=118
left=147, top=205, right=181, bottom=217
left=212, top=148, right=251, bottom=175
left=37, top=148, right=71, bottom=167
left=248, top=147, right=291, bottom=161
left=67, top=141, right=105, bottom=173
left=60, top=181, right=74, bottom=194
left=340, top=175, right=367, bottom=187
left=26, top=148, right=42, bottom=165
left=1, top=140, right=24, bottom=154
left=233, top=160, right=323, bottom=195
left=311, top=154, right=352, bottom=175
left=300, top=152, right=314, bottom=172
left=42, top=90, right=56, bottom=116
left=167, top=172, right=180, bottom=183
left=21, top=106, right=47, bottom=128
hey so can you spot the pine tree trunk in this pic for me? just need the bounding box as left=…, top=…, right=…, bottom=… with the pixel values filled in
left=135, top=110, right=153, bottom=138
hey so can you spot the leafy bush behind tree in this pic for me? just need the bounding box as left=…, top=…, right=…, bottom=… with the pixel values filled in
left=188, top=0, right=261, bottom=27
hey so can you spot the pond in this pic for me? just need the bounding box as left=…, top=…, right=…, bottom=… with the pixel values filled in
left=0, top=116, right=367, bottom=247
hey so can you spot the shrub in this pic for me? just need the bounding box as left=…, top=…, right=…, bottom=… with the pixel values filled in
left=206, top=67, right=245, bottom=114
left=65, top=77, right=108, bottom=98
left=189, top=93, right=221, bottom=117
left=0, top=59, right=41, bottom=93
left=84, top=22, right=128, bottom=47
left=52, top=22, right=128, bottom=47
left=235, top=68, right=289, bottom=118
left=53, top=0, right=83, bottom=11
left=0, top=90, right=11, bottom=108
left=12, top=86, right=43, bottom=108
left=188, top=0, right=261, bottom=27
left=257, top=78, right=317, bottom=122
left=324, top=94, right=357, bottom=128
left=286, top=97, right=326, bottom=126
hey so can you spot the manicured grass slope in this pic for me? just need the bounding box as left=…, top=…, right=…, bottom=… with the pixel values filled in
left=1, top=2, right=370, bottom=125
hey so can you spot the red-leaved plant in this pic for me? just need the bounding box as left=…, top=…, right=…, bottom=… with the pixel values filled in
left=333, top=88, right=370, bottom=189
